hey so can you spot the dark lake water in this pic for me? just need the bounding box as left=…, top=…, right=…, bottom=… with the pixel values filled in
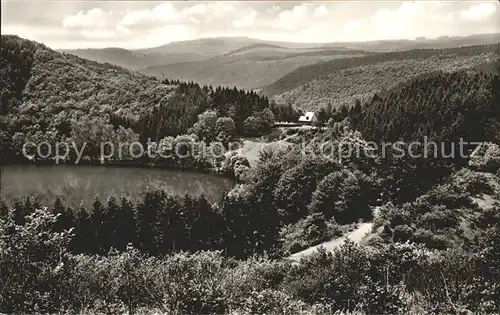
left=0, top=165, right=234, bottom=207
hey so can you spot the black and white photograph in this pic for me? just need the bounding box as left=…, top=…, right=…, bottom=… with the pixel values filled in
left=1, top=0, right=500, bottom=314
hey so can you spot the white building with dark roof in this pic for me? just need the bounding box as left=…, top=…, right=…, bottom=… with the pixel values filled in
left=298, top=112, right=317, bottom=125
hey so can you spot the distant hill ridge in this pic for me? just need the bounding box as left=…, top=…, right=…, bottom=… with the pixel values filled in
left=223, top=43, right=285, bottom=56
left=262, top=44, right=499, bottom=111
left=56, top=33, right=499, bottom=90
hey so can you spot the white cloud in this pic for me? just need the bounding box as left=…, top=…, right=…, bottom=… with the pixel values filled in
left=398, top=1, right=424, bottom=17
left=118, top=10, right=152, bottom=28
left=4, top=1, right=500, bottom=49
left=276, top=4, right=310, bottom=30
left=204, top=2, right=240, bottom=20
left=363, top=1, right=467, bottom=40
left=182, top=3, right=207, bottom=16
left=267, top=5, right=281, bottom=14
left=116, top=1, right=246, bottom=30
left=62, top=8, right=112, bottom=30
left=460, top=3, right=497, bottom=22
left=118, top=3, right=186, bottom=29
left=314, top=5, right=328, bottom=18
left=233, top=10, right=257, bottom=28
left=430, top=12, right=454, bottom=23
left=371, top=2, right=426, bottom=23
left=152, top=2, right=178, bottom=21
left=371, top=9, right=391, bottom=22
left=345, top=19, right=361, bottom=31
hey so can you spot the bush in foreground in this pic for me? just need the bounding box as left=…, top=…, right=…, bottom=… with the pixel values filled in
left=1, top=208, right=500, bottom=314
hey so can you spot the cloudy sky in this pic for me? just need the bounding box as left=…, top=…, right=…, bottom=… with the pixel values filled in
left=2, top=1, right=499, bottom=49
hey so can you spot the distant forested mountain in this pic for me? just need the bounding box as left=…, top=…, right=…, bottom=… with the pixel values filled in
left=263, top=44, right=499, bottom=111
left=61, top=36, right=364, bottom=89
left=58, top=37, right=267, bottom=70
left=323, top=32, right=500, bottom=52
left=59, top=33, right=500, bottom=91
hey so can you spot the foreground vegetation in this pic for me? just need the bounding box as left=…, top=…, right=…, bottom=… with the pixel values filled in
left=2, top=131, right=499, bottom=314
left=1, top=206, right=499, bottom=314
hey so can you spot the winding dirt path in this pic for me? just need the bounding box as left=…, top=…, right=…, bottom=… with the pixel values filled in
left=285, top=222, right=373, bottom=263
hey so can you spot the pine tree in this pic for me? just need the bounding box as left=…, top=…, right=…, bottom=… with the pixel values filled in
left=11, top=199, right=25, bottom=225
left=135, top=191, right=162, bottom=254
left=0, top=199, right=8, bottom=218
left=90, top=197, right=106, bottom=254
left=106, top=196, right=120, bottom=251
left=72, top=202, right=91, bottom=253
left=52, top=197, right=73, bottom=232
left=119, top=196, right=136, bottom=250
left=191, top=195, right=219, bottom=251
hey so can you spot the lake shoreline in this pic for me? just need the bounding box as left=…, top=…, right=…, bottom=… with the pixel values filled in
left=0, top=157, right=233, bottom=178
left=1, top=164, right=235, bottom=207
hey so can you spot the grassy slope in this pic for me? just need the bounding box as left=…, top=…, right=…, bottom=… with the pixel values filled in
left=264, top=44, right=498, bottom=111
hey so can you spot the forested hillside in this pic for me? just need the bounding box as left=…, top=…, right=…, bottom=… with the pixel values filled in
left=289, top=69, right=499, bottom=202
left=3, top=118, right=500, bottom=315
left=0, top=35, right=178, bottom=127
left=264, top=44, right=498, bottom=111
left=355, top=70, right=500, bottom=144
left=308, top=69, right=500, bottom=144
left=0, top=35, right=294, bottom=164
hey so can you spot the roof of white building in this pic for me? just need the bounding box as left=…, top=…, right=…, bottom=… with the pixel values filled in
left=298, top=112, right=316, bottom=122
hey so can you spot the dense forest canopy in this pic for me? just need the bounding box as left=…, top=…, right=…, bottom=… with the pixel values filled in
left=356, top=70, right=500, bottom=143
left=297, top=69, right=500, bottom=155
